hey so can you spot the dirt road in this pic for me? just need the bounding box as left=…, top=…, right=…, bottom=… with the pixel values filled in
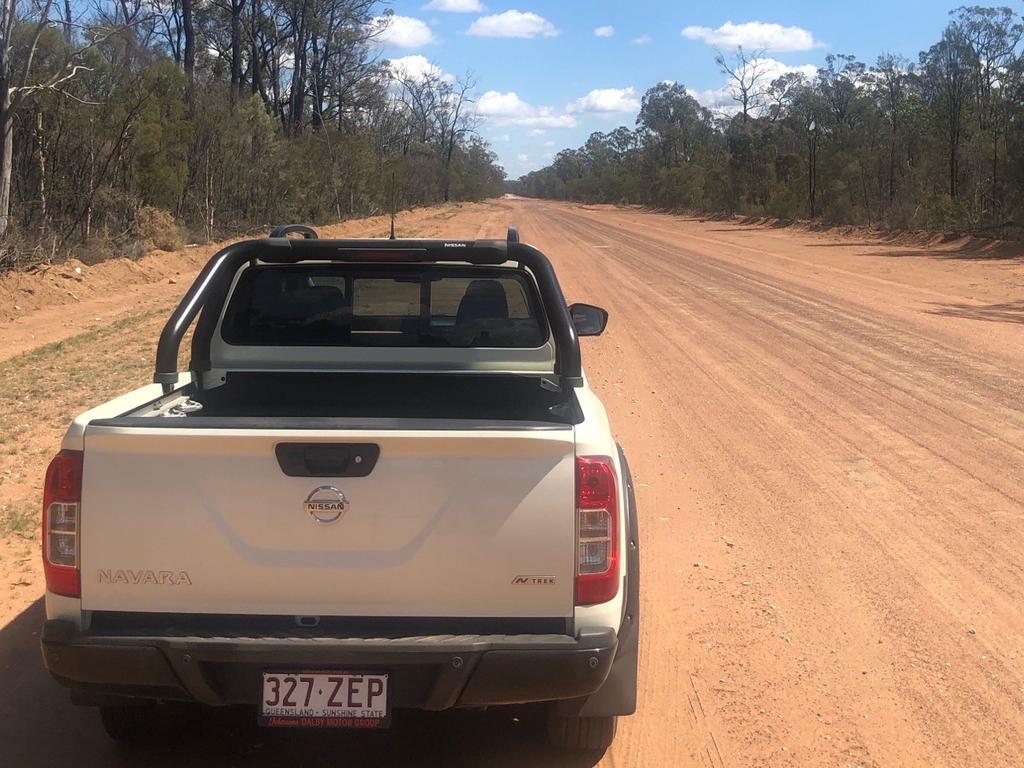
left=2, top=198, right=1023, bottom=766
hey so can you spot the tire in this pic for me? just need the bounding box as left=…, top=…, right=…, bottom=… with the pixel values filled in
left=99, top=703, right=187, bottom=743
left=547, top=713, right=618, bottom=751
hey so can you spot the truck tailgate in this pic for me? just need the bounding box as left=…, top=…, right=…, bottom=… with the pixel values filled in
left=80, top=425, right=575, bottom=618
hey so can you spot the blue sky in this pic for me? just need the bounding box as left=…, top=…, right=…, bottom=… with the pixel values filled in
left=377, top=1, right=1012, bottom=178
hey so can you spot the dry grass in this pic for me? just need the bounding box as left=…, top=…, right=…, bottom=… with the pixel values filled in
left=0, top=310, right=167, bottom=442
left=0, top=307, right=178, bottom=542
left=133, top=206, right=186, bottom=253
left=0, top=304, right=180, bottom=619
left=0, top=500, right=36, bottom=539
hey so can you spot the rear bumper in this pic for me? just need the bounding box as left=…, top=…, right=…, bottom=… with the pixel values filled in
left=41, top=620, right=617, bottom=710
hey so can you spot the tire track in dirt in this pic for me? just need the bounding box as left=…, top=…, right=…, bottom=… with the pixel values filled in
left=517, top=200, right=1024, bottom=766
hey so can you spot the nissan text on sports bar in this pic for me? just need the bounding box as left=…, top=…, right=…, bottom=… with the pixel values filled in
left=39, top=225, right=639, bottom=752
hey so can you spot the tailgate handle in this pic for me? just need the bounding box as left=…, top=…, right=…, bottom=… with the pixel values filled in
left=275, top=443, right=380, bottom=478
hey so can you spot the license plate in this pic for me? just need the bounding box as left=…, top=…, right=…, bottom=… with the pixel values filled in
left=259, top=671, right=390, bottom=728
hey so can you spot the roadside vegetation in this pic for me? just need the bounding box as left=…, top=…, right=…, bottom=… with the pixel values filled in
left=0, top=308, right=172, bottom=533
left=0, top=1, right=504, bottom=272
left=514, top=6, right=1024, bottom=239
left=0, top=306, right=175, bottom=607
left=0, top=500, right=34, bottom=538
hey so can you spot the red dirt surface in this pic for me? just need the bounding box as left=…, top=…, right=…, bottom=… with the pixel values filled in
left=2, top=198, right=1023, bottom=766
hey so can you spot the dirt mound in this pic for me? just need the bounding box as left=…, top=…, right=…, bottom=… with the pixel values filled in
left=0, top=202, right=509, bottom=361
left=0, top=246, right=212, bottom=326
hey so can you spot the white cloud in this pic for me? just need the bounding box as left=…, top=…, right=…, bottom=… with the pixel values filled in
left=631, top=34, right=652, bottom=45
left=493, top=133, right=511, bottom=142
left=515, top=112, right=577, bottom=128
left=372, top=15, right=435, bottom=49
left=527, top=128, right=546, bottom=136
left=762, top=59, right=818, bottom=80
left=686, top=86, right=734, bottom=111
left=475, top=90, right=578, bottom=128
left=594, top=25, right=615, bottom=38
left=388, top=55, right=453, bottom=83
left=423, top=0, right=483, bottom=11
left=689, top=58, right=817, bottom=113
left=516, top=153, right=530, bottom=163
left=476, top=90, right=530, bottom=116
left=467, top=10, right=559, bottom=38
left=543, top=140, right=555, bottom=146
left=568, top=86, right=641, bottom=114
left=681, top=20, right=821, bottom=52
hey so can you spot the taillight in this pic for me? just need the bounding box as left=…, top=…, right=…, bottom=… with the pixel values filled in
left=42, top=450, right=83, bottom=597
left=575, top=456, right=619, bottom=605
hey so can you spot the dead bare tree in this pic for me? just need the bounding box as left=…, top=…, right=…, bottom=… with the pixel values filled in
left=715, top=46, right=769, bottom=122
left=434, top=74, right=477, bottom=202
left=395, top=65, right=442, bottom=147
left=0, top=0, right=133, bottom=236
left=0, top=0, right=20, bottom=236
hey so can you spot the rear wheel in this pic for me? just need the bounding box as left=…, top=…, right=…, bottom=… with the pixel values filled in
left=99, top=703, right=188, bottom=743
left=547, top=713, right=618, bottom=751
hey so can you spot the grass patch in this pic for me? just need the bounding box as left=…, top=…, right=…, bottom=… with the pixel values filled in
left=0, top=304, right=184, bottom=546
left=0, top=309, right=172, bottom=448
left=0, top=501, right=37, bottom=539
left=0, top=308, right=173, bottom=402
left=0, top=309, right=167, bottom=375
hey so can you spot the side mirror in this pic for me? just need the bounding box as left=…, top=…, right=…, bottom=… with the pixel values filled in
left=568, top=303, right=609, bottom=336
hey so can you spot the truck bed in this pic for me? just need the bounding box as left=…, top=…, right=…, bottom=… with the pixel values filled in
left=140, top=372, right=582, bottom=424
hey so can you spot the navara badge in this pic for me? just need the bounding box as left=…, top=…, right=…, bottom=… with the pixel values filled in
left=304, top=486, right=348, bottom=524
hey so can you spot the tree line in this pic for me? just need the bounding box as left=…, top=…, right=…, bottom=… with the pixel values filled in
left=514, top=6, right=1024, bottom=239
left=0, top=0, right=504, bottom=270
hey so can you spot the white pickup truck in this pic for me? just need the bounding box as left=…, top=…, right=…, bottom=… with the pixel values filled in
left=39, top=226, right=639, bottom=752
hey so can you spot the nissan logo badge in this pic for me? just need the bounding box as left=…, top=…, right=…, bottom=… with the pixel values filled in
left=304, top=486, right=348, bottom=524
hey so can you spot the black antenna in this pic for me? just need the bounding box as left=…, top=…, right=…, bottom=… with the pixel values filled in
left=389, top=171, right=397, bottom=239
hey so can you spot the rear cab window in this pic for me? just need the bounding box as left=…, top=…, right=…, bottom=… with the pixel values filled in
left=221, top=265, right=548, bottom=349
